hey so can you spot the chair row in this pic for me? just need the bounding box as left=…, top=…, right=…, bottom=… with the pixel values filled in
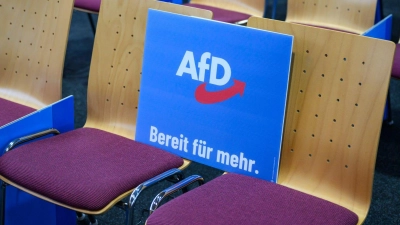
left=72, top=0, right=400, bottom=125
left=0, top=1, right=212, bottom=225
left=0, top=0, right=396, bottom=225
left=143, top=11, right=395, bottom=225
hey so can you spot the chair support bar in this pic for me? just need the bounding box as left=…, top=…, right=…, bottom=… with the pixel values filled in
left=149, top=175, right=204, bottom=214
left=126, top=168, right=184, bottom=225
left=4, top=128, right=60, bottom=152
left=128, top=168, right=183, bottom=208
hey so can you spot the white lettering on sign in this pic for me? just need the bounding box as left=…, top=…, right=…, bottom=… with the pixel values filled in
left=149, top=126, right=189, bottom=152
left=148, top=126, right=258, bottom=174
left=210, top=56, right=231, bottom=86
left=192, top=139, right=213, bottom=159
left=176, top=51, right=231, bottom=86
left=216, top=150, right=257, bottom=173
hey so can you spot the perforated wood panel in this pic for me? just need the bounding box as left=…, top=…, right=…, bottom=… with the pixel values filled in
left=189, top=0, right=264, bottom=17
left=248, top=17, right=395, bottom=224
left=286, top=0, right=377, bottom=34
left=84, top=0, right=212, bottom=139
left=0, top=0, right=74, bottom=109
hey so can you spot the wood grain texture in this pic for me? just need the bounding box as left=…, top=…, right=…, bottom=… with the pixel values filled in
left=84, top=1, right=212, bottom=139
left=248, top=17, right=395, bottom=224
left=189, top=0, right=264, bottom=17
left=286, top=0, right=377, bottom=34
left=0, top=0, right=209, bottom=217
left=0, top=0, right=74, bottom=109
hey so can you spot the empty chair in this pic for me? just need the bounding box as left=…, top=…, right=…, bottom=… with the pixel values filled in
left=0, top=0, right=75, bottom=224
left=0, top=0, right=74, bottom=125
left=0, top=0, right=211, bottom=225
left=145, top=18, right=395, bottom=225
left=286, top=0, right=378, bottom=34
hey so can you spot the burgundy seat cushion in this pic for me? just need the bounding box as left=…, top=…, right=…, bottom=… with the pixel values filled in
left=391, top=44, right=400, bottom=79
left=185, top=3, right=251, bottom=23
left=74, top=0, right=101, bottom=12
left=147, top=173, right=358, bottom=225
left=0, top=127, right=184, bottom=211
left=0, top=98, right=35, bottom=127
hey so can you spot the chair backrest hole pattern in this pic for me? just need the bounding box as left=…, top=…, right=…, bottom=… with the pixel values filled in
left=288, top=51, right=368, bottom=169
left=286, top=0, right=377, bottom=34
left=84, top=1, right=212, bottom=138
left=0, top=0, right=73, bottom=109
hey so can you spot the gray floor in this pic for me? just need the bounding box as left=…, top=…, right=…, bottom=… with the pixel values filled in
left=63, top=1, right=400, bottom=224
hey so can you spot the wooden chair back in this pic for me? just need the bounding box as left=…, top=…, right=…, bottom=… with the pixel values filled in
left=248, top=17, right=395, bottom=224
left=0, top=0, right=74, bottom=109
left=84, top=0, right=212, bottom=139
left=286, top=0, right=377, bottom=34
left=189, top=0, right=264, bottom=17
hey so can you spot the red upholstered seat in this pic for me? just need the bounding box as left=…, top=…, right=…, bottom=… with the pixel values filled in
left=185, top=3, right=250, bottom=23
left=74, top=0, right=101, bottom=12
left=147, top=173, right=358, bottom=225
left=0, top=127, right=184, bottom=211
left=391, top=44, right=400, bottom=79
left=0, top=98, right=35, bottom=127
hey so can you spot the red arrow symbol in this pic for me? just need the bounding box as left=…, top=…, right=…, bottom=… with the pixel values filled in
left=195, top=79, right=246, bottom=104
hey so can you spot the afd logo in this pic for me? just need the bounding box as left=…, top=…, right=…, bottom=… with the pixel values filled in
left=176, top=51, right=246, bottom=104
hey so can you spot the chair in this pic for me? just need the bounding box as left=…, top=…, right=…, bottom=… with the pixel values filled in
left=0, top=1, right=211, bottom=225
left=286, top=0, right=394, bottom=125
left=0, top=0, right=75, bottom=125
left=0, top=0, right=75, bottom=224
left=184, top=0, right=265, bottom=24
left=145, top=18, right=395, bottom=225
left=285, top=0, right=378, bottom=34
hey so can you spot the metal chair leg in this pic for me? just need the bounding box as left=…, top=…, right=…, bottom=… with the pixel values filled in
left=76, top=212, right=85, bottom=221
left=88, top=214, right=98, bottom=225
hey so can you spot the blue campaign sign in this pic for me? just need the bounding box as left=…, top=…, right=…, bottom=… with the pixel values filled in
left=136, top=10, right=293, bottom=182
left=0, top=96, right=75, bottom=225
left=363, top=14, right=392, bottom=40
left=0, top=96, right=74, bottom=152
